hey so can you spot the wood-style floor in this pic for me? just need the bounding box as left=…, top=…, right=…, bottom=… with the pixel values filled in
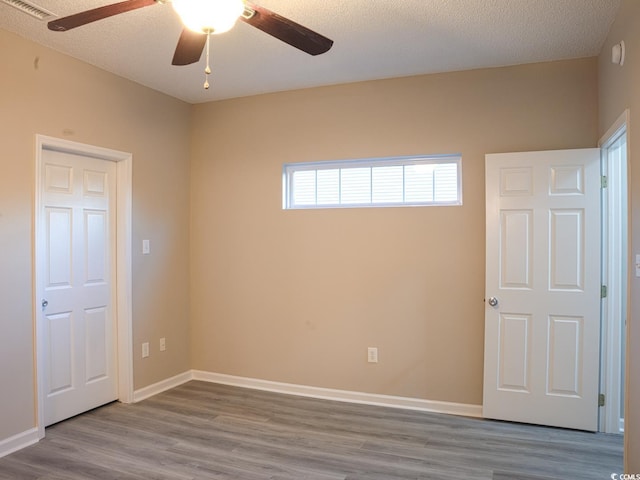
left=0, top=381, right=623, bottom=479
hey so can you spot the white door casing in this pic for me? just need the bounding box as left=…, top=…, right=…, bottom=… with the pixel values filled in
left=484, top=149, right=601, bottom=431
left=35, top=136, right=133, bottom=435
left=599, top=110, right=629, bottom=434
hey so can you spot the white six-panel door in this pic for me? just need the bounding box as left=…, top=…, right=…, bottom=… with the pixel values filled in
left=484, top=149, right=601, bottom=431
left=39, top=148, right=117, bottom=426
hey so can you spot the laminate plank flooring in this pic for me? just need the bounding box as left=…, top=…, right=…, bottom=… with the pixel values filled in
left=0, top=381, right=623, bottom=479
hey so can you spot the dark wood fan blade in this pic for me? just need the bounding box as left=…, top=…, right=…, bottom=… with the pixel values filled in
left=241, top=3, right=333, bottom=56
left=172, top=29, right=207, bottom=66
left=48, top=0, right=158, bottom=32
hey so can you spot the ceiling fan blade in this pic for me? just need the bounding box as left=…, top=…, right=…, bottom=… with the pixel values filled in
left=241, top=3, right=333, bottom=56
left=48, top=0, right=158, bottom=32
left=172, top=29, right=207, bottom=66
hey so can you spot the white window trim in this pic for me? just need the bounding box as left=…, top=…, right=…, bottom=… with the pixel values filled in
left=283, top=155, right=462, bottom=210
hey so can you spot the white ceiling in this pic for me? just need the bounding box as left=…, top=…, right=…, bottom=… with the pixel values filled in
left=0, top=0, right=621, bottom=104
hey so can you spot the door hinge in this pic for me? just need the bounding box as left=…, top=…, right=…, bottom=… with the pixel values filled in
left=599, top=393, right=606, bottom=407
left=601, top=285, right=608, bottom=298
left=601, top=175, right=608, bottom=188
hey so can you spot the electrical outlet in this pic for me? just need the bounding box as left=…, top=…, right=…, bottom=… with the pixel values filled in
left=367, top=347, right=378, bottom=363
left=142, top=342, right=149, bottom=358
left=160, top=337, right=166, bottom=352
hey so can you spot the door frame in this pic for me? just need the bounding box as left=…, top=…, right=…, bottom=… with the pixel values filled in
left=34, top=135, right=133, bottom=439
left=598, top=109, right=630, bottom=434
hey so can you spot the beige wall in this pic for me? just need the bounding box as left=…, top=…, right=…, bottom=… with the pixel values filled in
left=190, top=58, right=598, bottom=405
left=599, top=0, right=640, bottom=471
left=0, top=29, right=191, bottom=442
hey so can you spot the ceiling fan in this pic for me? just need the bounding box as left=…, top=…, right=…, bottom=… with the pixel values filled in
left=48, top=0, right=333, bottom=87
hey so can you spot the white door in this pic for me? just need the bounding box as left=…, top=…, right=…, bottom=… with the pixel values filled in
left=483, top=149, right=601, bottom=431
left=38, top=148, right=118, bottom=426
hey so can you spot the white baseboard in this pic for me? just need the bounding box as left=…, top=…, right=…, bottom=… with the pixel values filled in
left=133, top=371, right=192, bottom=403
left=619, top=417, right=625, bottom=433
left=0, top=427, right=39, bottom=459
left=133, top=369, right=481, bottom=417
left=192, top=370, right=482, bottom=418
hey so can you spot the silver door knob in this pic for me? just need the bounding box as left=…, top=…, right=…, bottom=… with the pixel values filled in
left=487, top=297, right=499, bottom=307
left=41, top=299, right=48, bottom=308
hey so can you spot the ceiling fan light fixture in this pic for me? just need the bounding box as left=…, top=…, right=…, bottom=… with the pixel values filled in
left=172, top=0, right=245, bottom=34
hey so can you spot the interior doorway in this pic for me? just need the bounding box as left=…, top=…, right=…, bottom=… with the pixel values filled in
left=599, top=110, right=629, bottom=434
left=34, top=135, right=134, bottom=438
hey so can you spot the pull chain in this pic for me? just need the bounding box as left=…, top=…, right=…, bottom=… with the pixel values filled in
left=204, top=33, right=212, bottom=90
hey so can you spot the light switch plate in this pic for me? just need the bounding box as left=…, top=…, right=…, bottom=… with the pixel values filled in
left=142, top=239, right=150, bottom=255
left=367, top=347, right=378, bottom=363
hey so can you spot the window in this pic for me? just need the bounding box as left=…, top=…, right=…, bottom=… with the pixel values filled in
left=283, top=155, right=462, bottom=209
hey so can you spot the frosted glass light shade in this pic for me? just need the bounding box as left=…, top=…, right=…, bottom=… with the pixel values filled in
left=172, top=0, right=245, bottom=34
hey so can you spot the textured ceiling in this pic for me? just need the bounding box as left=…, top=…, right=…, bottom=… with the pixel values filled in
left=0, top=0, right=621, bottom=104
